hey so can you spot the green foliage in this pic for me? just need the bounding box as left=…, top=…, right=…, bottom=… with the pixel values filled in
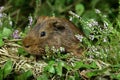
left=2, top=60, right=12, bottom=78
left=73, top=61, right=98, bottom=70
left=44, top=61, right=56, bottom=74
left=37, top=73, right=48, bottom=80
left=10, top=0, right=28, bottom=7
left=0, top=38, right=4, bottom=47
left=0, top=14, right=13, bottom=47
left=0, top=60, right=33, bottom=80
left=43, top=60, right=66, bottom=79
left=75, top=4, right=84, bottom=15
left=0, top=60, right=13, bottom=79
left=0, top=27, right=12, bottom=47
left=0, top=69, right=3, bottom=80
left=15, top=70, right=33, bottom=80
left=18, top=47, right=29, bottom=56
left=2, top=27, right=12, bottom=38
left=0, top=0, right=120, bottom=80
left=55, top=61, right=64, bottom=76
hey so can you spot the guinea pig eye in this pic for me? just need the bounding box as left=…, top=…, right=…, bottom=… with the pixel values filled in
left=40, top=31, right=46, bottom=37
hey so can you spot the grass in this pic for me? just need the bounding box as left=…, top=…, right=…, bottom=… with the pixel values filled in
left=0, top=0, right=120, bottom=80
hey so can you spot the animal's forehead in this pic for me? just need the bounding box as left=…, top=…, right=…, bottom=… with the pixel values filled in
left=38, top=17, right=64, bottom=24
left=31, top=20, right=54, bottom=32
left=37, top=17, right=61, bottom=22
left=36, top=18, right=64, bottom=27
left=31, top=17, right=71, bottom=34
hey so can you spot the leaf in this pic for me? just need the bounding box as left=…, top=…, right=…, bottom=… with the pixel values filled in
left=10, top=0, right=25, bottom=7
left=37, top=73, right=48, bottom=80
left=82, top=25, right=91, bottom=37
left=74, top=61, right=90, bottom=70
left=68, top=76, right=75, bottom=80
left=74, top=71, right=80, bottom=80
left=2, top=60, right=13, bottom=78
left=64, top=63, right=72, bottom=71
left=0, top=38, right=4, bottom=47
left=111, top=64, right=120, bottom=68
left=15, top=70, right=33, bottom=80
left=48, top=66, right=55, bottom=73
left=56, top=61, right=64, bottom=76
left=90, top=62, right=97, bottom=69
left=116, top=74, right=120, bottom=79
left=55, top=0, right=65, bottom=8
left=75, top=4, right=84, bottom=15
left=18, top=47, right=28, bottom=56
left=0, top=69, right=3, bottom=80
left=0, top=33, right=4, bottom=47
left=86, top=71, right=98, bottom=78
left=86, top=68, right=108, bottom=78
left=74, top=61, right=84, bottom=69
left=91, top=0, right=99, bottom=8
left=44, top=61, right=55, bottom=73
left=2, top=27, right=12, bottom=38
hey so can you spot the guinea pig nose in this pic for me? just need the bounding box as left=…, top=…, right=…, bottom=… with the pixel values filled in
left=24, top=45, right=30, bottom=48
left=25, top=46, right=30, bottom=48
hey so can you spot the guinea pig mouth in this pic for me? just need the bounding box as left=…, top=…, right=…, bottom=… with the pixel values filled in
left=28, top=48, right=45, bottom=55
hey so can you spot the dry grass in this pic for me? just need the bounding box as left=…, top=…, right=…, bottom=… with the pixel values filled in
left=0, top=39, right=47, bottom=78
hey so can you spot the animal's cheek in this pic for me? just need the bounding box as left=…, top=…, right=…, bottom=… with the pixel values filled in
left=23, top=45, right=33, bottom=54
left=24, top=45, right=45, bottom=55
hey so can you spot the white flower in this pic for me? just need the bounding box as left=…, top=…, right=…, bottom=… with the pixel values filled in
left=103, top=15, right=107, bottom=18
left=51, top=46, right=65, bottom=53
left=28, top=16, right=33, bottom=26
left=60, top=47, right=65, bottom=52
left=87, top=22, right=92, bottom=27
left=105, top=48, right=108, bottom=52
left=91, top=19, right=98, bottom=26
left=9, top=21, right=12, bottom=26
left=0, top=6, right=4, bottom=12
left=91, top=46, right=97, bottom=52
left=89, top=35, right=94, bottom=40
left=103, top=22, right=108, bottom=29
left=87, top=19, right=98, bottom=27
left=69, top=17, right=73, bottom=21
left=0, top=13, right=3, bottom=18
left=103, top=37, right=107, bottom=42
left=51, top=46, right=56, bottom=52
left=75, top=34, right=83, bottom=42
left=95, top=9, right=101, bottom=14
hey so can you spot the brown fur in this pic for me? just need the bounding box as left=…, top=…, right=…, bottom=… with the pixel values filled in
left=23, top=16, right=84, bottom=56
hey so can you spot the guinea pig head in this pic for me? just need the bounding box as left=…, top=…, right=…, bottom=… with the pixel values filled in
left=23, top=17, right=83, bottom=56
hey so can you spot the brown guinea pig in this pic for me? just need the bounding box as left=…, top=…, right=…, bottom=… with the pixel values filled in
left=23, top=16, right=84, bottom=56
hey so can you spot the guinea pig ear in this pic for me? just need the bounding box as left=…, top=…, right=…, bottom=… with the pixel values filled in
left=52, top=21, right=65, bottom=31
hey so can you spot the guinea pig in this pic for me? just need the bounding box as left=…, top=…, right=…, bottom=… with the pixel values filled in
left=22, top=16, right=84, bottom=56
